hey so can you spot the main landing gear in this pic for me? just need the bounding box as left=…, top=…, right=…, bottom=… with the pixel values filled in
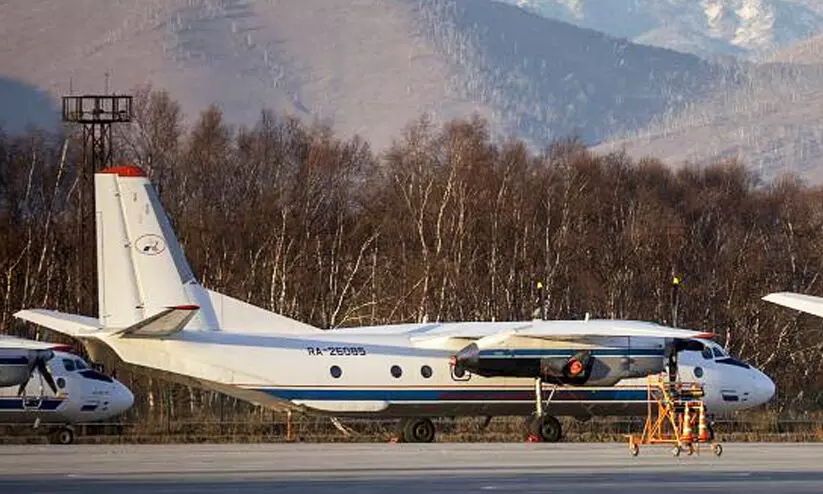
left=48, top=426, right=76, bottom=445
left=394, top=418, right=436, bottom=443
left=527, top=377, right=563, bottom=443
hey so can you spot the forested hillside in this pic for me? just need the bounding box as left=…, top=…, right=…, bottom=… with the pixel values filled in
left=2, top=89, right=822, bottom=419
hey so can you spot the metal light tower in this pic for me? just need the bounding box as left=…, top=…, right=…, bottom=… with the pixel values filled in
left=61, top=94, right=133, bottom=315
left=62, top=95, right=133, bottom=170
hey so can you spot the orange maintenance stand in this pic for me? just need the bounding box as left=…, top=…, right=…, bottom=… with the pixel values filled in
left=625, top=376, right=723, bottom=457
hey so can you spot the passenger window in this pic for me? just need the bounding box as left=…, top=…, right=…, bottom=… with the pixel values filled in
left=712, top=347, right=724, bottom=358
left=62, top=359, right=76, bottom=372
left=390, top=365, right=403, bottom=379
left=701, top=347, right=713, bottom=360
left=421, top=365, right=433, bottom=379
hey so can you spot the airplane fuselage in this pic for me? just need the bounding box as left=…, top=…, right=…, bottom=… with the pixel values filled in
left=95, top=328, right=772, bottom=419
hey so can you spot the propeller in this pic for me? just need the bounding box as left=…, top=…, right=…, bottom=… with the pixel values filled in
left=17, top=350, right=57, bottom=396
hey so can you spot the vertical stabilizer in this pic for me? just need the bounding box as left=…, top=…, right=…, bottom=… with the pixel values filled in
left=95, top=166, right=193, bottom=328
left=94, top=165, right=319, bottom=335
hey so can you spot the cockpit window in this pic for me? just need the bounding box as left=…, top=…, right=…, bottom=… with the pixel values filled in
left=712, top=347, right=725, bottom=358
left=79, top=369, right=113, bottom=383
left=701, top=347, right=713, bottom=360
left=74, top=359, right=88, bottom=370
left=62, top=359, right=76, bottom=372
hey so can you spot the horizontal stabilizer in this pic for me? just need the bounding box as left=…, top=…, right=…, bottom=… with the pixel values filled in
left=14, top=309, right=100, bottom=337
left=762, top=292, right=823, bottom=318
left=115, top=306, right=200, bottom=337
left=0, top=334, right=74, bottom=351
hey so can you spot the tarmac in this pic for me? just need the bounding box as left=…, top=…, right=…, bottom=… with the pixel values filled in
left=1, top=443, right=822, bottom=493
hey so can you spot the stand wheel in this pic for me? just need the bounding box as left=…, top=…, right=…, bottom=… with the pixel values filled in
left=671, top=445, right=681, bottom=457
left=712, top=443, right=723, bottom=457
left=629, top=443, right=639, bottom=457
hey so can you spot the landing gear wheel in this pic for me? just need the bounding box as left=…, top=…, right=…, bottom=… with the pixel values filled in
left=686, top=444, right=696, bottom=456
left=52, top=427, right=75, bottom=445
left=403, top=418, right=436, bottom=443
left=629, top=443, right=639, bottom=457
left=530, top=415, right=562, bottom=443
left=671, top=445, right=681, bottom=457
left=712, top=443, right=723, bottom=457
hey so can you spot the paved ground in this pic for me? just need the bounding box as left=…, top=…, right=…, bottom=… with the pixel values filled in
left=0, top=443, right=821, bottom=493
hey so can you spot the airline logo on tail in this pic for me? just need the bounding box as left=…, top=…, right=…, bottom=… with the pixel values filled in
left=135, top=234, right=166, bottom=256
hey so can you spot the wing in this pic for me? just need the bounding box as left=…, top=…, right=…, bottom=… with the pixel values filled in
left=763, top=292, right=823, bottom=318
left=409, top=319, right=712, bottom=349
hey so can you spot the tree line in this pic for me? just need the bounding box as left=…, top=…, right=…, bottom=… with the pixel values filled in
left=1, top=86, right=822, bottom=418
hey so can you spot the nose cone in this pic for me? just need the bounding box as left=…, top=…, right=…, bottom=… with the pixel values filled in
left=753, top=370, right=776, bottom=407
left=113, top=381, right=134, bottom=415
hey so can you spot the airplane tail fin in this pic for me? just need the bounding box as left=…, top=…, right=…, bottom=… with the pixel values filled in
left=94, top=165, right=319, bottom=334
left=95, top=166, right=198, bottom=329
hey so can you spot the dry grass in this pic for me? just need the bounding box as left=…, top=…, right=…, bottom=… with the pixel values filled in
left=2, top=411, right=821, bottom=444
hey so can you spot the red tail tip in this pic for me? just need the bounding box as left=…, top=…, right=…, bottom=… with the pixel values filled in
left=99, top=165, right=146, bottom=177
left=169, top=305, right=199, bottom=311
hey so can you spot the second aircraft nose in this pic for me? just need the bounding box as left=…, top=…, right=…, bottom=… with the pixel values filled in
left=113, top=381, right=135, bottom=415
left=753, top=370, right=776, bottom=406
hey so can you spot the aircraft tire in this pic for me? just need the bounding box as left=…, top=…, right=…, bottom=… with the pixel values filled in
left=53, top=427, right=75, bottom=445
left=530, top=415, right=562, bottom=443
left=403, top=418, right=436, bottom=443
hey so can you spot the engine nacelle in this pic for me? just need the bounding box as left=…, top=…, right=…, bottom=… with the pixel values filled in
left=451, top=343, right=666, bottom=386
left=0, top=364, right=31, bottom=387
left=0, top=349, right=53, bottom=388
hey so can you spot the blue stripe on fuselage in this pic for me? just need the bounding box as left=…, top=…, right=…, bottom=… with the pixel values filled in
left=253, top=387, right=649, bottom=402
left=0, top=397, right=64, bottom=411
left=0, top=357, right=29, bottom=365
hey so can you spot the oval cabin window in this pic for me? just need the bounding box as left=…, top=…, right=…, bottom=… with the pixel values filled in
left=390, top=365, right=402, bottom=379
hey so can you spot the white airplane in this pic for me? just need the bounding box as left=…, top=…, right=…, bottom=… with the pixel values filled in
left=0, top=335, right=134, bottom=444
left=14, top=165, right=775, bottom=442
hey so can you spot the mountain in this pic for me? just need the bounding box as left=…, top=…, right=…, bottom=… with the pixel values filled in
left=596, top=54, right=823, bottom=183
left=505, top=0, right=823, bottom=59
left=0, top=0, right=724, bottom=150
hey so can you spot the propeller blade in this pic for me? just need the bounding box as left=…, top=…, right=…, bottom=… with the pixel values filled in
left=17, top=361, right=35, bottom=396
left=35, top=357, right=58, bottom=394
